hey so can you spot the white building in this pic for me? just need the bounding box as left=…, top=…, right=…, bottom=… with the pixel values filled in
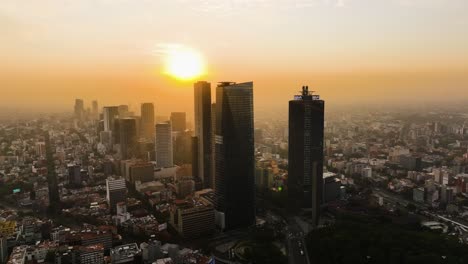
left=106, top=177, right=127, bottom=214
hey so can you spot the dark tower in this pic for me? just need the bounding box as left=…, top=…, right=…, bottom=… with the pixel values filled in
left=288, top=86, right=324, bottom=227
left=215, top=82, right=255, bottom=230
left=119, top=118, right=138, bottom=160
left=141, top=103, right=155, bottom=141
left=194, top=81, right=213, bottom=189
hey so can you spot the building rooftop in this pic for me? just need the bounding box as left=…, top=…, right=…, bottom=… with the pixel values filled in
left=111, top=243, right=141, bottom=259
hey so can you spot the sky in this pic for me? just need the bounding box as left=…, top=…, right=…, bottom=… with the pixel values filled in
left=1, top=0, right=468, bottom=117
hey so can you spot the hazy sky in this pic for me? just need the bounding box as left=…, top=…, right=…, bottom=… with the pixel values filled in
left=1, top=0, right=468, bottom=116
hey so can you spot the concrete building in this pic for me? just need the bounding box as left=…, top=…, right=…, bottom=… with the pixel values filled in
left=155, top=122, right=173, bottom=168
left=111, top=243, right=141, bottom=264
left=7, top=245, right=27, bottom=264
left=103, top=106, right=119, bottom=132
left=170, top=199, right=215, bottom=239
left=141, top=103, right=155, bottom=142
left=119, top=118, right=138, bottom=160
left=106, top=177, right=127, bottom=214
left=170, top=112, right=186, bottom=133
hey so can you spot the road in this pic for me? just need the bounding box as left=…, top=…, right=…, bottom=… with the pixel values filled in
left=286, top=218, right=310, bottom=264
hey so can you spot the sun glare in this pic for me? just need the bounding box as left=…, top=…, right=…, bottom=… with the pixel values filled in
left=164, top=46, right=205, bottom=80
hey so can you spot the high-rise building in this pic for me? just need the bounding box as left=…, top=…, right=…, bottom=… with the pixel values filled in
left=170, top=198, right=215, bottom=239
left=155, top=122, right=173, bottom=168
left=103, top=106, right=119, bottom=132
left=75, top=245, right=105, bottom=264
left=110, top=243, right=141, bottom=264
left=106, top=177, right=127, bottom=214
left=118, top=105, right=129, bottom=118
left=173, top=130, right=193, bottom=165
left=141, top=103, right=155, bottom=141
left=215, top=82, right=255, bottom=230
left=74, top=99, right=84, bottom=121
left=288, top=86, right=324, bottom=227
left=119, top=118, right=138, bottom=160
left=170, top=112, right=186, bottom=132
left=194, top=81, right=213, bottom=189
left=92, top=100, right=99, bottom=120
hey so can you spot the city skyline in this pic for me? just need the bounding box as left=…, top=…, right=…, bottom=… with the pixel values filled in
left=2, top=1, right=468, bottom=263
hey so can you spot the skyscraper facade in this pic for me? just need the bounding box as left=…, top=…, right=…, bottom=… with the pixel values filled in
left=92, top=100, right=99, bottom=120
left=288, top=86, right=325, bottom=227
left=155, top=122, right=173, bottom=168
left=119, top=118, right=138, bottom=160
left=194, top=81, right=212, bottom=189
left=215, top=82, right=255, bottom=230
left=74, top=99, right=84, bottom=121
left=118, top=105, right=129, bottom=118
left=106, top=177, right=127, bottom=214
left=170, top=112, right=186, bottom=132
left=103, top=106, right=119, bottom=132
left=141, top=103, right=155, bottom=141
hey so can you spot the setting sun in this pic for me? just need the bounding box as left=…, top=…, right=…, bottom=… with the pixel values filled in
left=164, top=46, right=205, bottom=80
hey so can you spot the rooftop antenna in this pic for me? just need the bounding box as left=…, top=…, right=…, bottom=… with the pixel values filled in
left=301, top=85, right=315, bottom=96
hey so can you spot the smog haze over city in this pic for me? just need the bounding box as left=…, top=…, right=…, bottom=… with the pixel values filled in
left=2, top=1, right=468, bottom=264
left=2, top=0, right=468, bottom=116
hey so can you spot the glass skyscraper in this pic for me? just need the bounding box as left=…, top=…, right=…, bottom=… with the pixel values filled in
left=194, top=81, right=212, bottom=189
left=215, top=81, right=255, bottom=230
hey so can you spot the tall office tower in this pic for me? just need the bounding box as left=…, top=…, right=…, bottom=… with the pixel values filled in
left=106, top=177, right=127, bottom=214
left=74, top=99, right=84, bottom=120
left=92, top=100, right=99, bottom=120
left=194, top=81, right=213, bottom=189
left=103, top=106, right=119, bottom=132
left=45, top=133, right=61, bottom=214
left=155, top=122, right=173, bottom=168
left=170, top=112, right=187, bottom=132
left=119, top=118, right=138, bottom=160
left=215, top=82, right=255, bottom=230
left=288, top=86, right=325, bottom=227
left=118, top=105, right=129, bottom=118
left=141, top=103, right=155, bottom=141
left=174, top=130, right=193, bottom=165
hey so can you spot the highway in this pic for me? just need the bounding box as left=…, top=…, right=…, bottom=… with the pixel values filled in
left=286, top=218, right=310, bottom=264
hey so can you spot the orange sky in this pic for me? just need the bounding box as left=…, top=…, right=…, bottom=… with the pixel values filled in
left=1, top=0, right=468, bottom=117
